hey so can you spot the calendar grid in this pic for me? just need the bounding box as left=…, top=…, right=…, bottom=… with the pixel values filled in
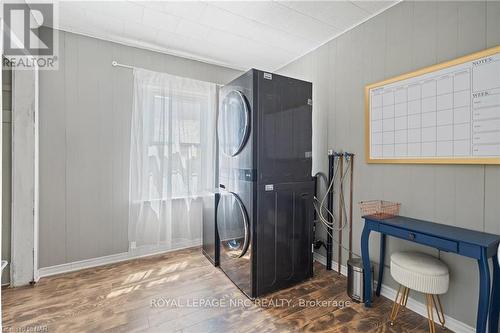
left=367, top=46, right=500, bottom=164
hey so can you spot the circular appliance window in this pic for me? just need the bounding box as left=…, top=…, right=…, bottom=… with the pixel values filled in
left=218, top=90, right=250, bottom=157
left=216, top=191, right=250, bottom=258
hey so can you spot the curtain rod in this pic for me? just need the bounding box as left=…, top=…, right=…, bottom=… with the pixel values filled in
left=111, top=61, right=134, bottom=69
left=111, top=60, right=223, bottom=87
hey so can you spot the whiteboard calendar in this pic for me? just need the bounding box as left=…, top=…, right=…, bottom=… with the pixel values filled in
left=365, top=46, right=500, bottom=164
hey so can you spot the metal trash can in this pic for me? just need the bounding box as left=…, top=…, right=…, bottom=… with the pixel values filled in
left=347, top=258, right=374, bottom=303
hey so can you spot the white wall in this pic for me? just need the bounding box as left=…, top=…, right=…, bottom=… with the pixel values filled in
left=277, top=0, right=500, bottom=328
left=38, top=28, right=242, bottom=269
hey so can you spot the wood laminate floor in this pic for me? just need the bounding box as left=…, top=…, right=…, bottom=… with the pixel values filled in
left=2, top=247, right=450, bottom=333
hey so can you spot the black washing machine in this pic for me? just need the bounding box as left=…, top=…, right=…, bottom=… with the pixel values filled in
left=217, top=69, right=314, bottom=298
left=202, top=190, right=219, bottom=266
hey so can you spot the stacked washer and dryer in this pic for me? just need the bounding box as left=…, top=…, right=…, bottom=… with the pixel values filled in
left=204, top=69, right=315, bottom=299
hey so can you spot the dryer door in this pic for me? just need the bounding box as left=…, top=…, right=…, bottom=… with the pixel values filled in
left=216, top=190, right=250, bottom=258
left=218, top=90, right=250, bottom=157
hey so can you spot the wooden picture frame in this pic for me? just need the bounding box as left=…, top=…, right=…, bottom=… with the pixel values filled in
left=365, top=45, right=500, bottom=165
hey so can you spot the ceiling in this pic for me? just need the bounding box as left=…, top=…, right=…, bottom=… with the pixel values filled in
left=55, top=1, right=398, bottom=71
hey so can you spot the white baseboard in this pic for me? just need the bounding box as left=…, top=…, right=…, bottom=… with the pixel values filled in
left=313, top=253, right=475, bottom=333
left=38, top=239, right=201, bottom=279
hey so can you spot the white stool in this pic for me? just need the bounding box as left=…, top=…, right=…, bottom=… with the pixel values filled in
left=390, top=251, right=449, bottom=333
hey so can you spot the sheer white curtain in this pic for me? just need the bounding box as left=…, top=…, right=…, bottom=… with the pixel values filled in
left=129, top=69, right=217, bottom=250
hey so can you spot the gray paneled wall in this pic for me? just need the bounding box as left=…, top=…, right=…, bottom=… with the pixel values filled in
left=277, top=1, right=500, bottom=328
left=39, top=29, right=241, bottom=268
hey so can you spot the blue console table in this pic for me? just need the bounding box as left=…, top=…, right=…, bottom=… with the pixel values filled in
left=361, top=215, right=500, bottom=333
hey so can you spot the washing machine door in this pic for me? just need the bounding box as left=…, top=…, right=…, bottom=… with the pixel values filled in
left=218, top=90, right=250, bottom=157
left=217, top=190, right=250, bottom=258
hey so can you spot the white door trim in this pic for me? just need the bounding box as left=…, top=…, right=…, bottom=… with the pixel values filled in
left=33, top=65, right=40, bottom=283
left=10, top=63, right=38, bottom=287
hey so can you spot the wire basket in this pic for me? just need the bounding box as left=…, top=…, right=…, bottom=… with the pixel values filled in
left=359, top=200, right=401, bottom=219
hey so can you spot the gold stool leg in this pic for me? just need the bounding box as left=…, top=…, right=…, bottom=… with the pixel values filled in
left=402, top=287, right=410, bottom=310
left=390, top=285, right=408, bottom=326
left=432, top=295, right=446, bottom=329
left=425, top=294, right=436, bottom=333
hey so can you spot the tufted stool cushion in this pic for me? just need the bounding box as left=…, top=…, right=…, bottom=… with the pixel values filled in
left=391, top=252, right=449, bottom=295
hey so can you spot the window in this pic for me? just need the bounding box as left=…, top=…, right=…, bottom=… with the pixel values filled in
left=129, top=69, right=217, bottom=248
left=146, top=92, right=207, bottom=199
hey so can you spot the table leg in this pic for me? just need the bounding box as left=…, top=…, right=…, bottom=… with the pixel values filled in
left=361, top=225, right=372, bottom=307
left=489, top=253, right=500, bottom=333
left=477, top=248, right=491, bottom=333
left=376, top=233, right=386, bottom=297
